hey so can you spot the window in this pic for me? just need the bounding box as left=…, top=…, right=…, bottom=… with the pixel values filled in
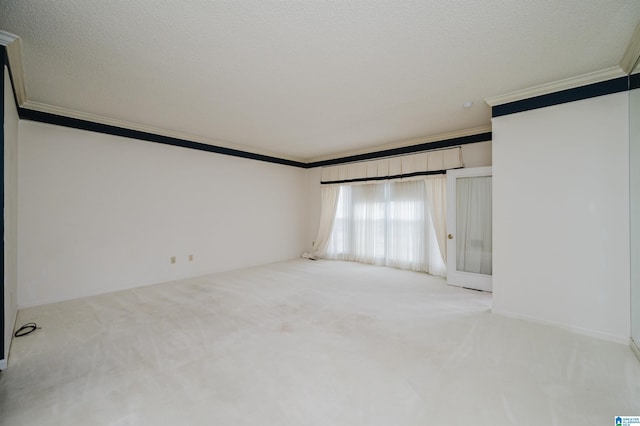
left=327, top=178, right=445, bottom=276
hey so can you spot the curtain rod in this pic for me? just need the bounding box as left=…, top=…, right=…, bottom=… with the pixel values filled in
left=320, top=169, right=454, bottom=185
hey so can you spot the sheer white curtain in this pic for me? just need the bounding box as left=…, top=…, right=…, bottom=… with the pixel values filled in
left=456, top=176, right=492, bottom=274
left=327, top=179, right=446, bottom=276
left=424, top=176, right=447, bottom=263
left=310, top=185, right=340, bottom=258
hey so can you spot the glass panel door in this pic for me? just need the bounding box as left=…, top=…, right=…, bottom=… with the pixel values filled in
left=447, top=167, right=493, bottom=292
left=456, top=176, right=492, bottom=275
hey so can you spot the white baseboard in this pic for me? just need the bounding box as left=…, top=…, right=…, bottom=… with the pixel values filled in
left=491, top=308, right=630, bottom=345
left=18, top=287, right=133, bottom=309
left=2, top=307, right=19, bottom=371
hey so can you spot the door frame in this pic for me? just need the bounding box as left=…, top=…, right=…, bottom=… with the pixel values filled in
left=446, top=166, right=493, bottom=292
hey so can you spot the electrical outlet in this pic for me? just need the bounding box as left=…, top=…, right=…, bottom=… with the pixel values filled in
left=188, top=254, right=193, bottom=261
left=170, top=256, right=176, bottom=264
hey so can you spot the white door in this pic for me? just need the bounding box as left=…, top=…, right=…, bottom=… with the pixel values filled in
left=446, top=167, right=492, bottom=292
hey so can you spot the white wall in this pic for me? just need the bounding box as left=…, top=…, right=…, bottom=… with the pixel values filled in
left=306, top=141, right=492, bottom=249
left=492, top=92, right=630, bottom=343
left=18, top=121, right=309, bottom=307
left=3, top=66, right=19, bottom=367
left=631, top=88, right=640, bottom=350
left=306, top=167, right=322, bottom=249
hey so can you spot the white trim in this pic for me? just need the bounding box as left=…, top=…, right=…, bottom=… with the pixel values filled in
left=0, top=31, right=305, bottom=163
left=4, top=308, right=18, bottom=371
left=0, top=30, right=19, bottom=46
left=18, top=296, right=75, bottom=309
left=0, top=359, right=6, bottom=370
left=306, top=125, right=492, bottom=164
left=492, top=308, right=631, bottom=345
left=446, top=166, right=493, bottom=292
left=21, top=101, right=306, bottom=163
left=17, top=286, right=149, bottom=309
left=23, top=102, right=492, bottom=165
left=0, top=30, right=27, bottom=106
left=620, top=21, right=640, bottom=74
left=1, top=28, right=491, bottom=165
left=484, top=67, right=626, bottom=107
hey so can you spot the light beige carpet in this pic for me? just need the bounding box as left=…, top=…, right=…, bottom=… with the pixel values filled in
left=1, top=259, right=638, bottom=425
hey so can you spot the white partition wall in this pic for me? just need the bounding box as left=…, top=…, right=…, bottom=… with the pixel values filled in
left=17, top=121, right=309, bottom=307
left=3, top=65, right=19, bottom=369
left=492, top=92, right=630, bottom=343
left=631, top=87, right=640, bottom=356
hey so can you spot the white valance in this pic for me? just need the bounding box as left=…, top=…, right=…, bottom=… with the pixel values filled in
left=321, top=147, right=463, bottom=184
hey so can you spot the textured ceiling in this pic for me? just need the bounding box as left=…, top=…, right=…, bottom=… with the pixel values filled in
left=1, top=1, right=639, bottom=161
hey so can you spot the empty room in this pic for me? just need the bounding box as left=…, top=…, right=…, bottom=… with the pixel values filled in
left=1, top=1, right=640, bottom=425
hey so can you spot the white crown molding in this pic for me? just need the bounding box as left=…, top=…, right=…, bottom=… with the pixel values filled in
left=0, top=30, right=27, bottom=106
left=21, top=101, right=306, bottom=163
left=484, top=66, right=626, bottom=107
left=0, top=30, right=19, bottom=46
left=24, top=99, right=491, bottom=165
left=2, top=28, right=490, bottom=166
left=306, top=125, right=492, bottom=164
left=0, top=29, right=305, bottom=164
left=620, top=21, right=640, bottom=74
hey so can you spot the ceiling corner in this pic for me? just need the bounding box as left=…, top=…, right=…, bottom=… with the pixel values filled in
left=305, top=125, right=493, bottom=165
left=620, top=20, right=640, bottom=74
left=484, top=66, right=626, bottom=107
left=0, top=30, right=27, bottom=106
